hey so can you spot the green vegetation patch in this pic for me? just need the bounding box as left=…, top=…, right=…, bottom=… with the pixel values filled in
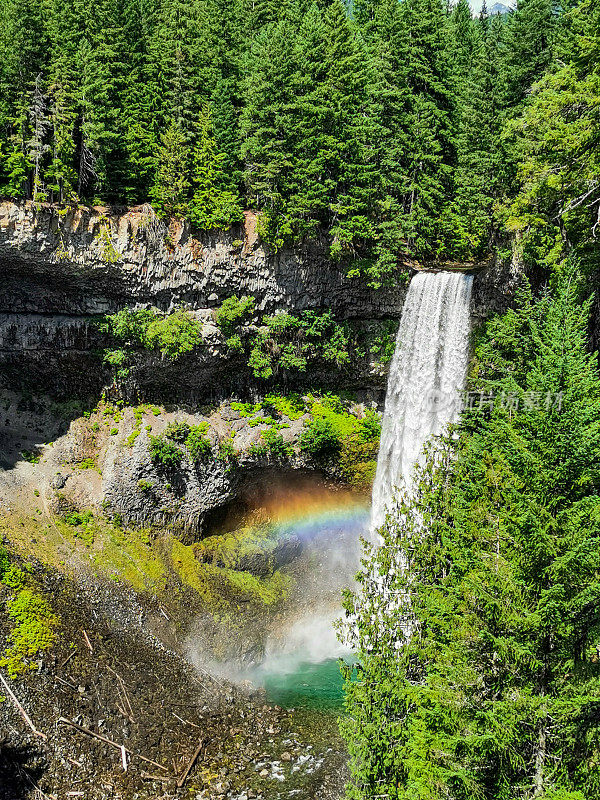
left=214, top=298, right=353, bottom=381
left=248, top=427, right=293, bottom=461
left=149, top=421, right=213, bottom=468
left=171, top=538, right=291, bottom=610
left=186, top=423, right=212, bottom=461
left=229, top=391, right=380, bottom=486
left=99, top=307, right=203, bottom=381
left=196, top=525, right=278, bottom=572
left=299, top=395, right=381, bottom=488
left=148, top=433, right=183, bottom=468
left=214, top=295, right=255, bottom=337
left=0, top=546, right=59, bottom=678
left=91, top=525, right=166, bottom=592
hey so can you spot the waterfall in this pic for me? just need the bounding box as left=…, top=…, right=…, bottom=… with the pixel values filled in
left=371, top=271, right=473, bottom=530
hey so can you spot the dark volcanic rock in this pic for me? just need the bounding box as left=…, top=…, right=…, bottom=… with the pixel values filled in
left=0, top=202, right=408, bottom=404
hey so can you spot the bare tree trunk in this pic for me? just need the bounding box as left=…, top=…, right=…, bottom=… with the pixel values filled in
left=532, top=715, right=547, bottom=798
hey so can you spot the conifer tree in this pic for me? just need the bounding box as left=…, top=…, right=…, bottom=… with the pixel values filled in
left=289, top=3, right=332, bottom=237
left=27, top=73, right=50, bottom=203
left=321, top=0, right=377, bottom=259
left=450, top=0, right=477, bottom=83
left=195, top=0, right=245, bottom=191
left=45, top=0, right=86, bottom=200
left=0, top=0, right=49, bottom=196
left=446, top=13, right=507, bottom=256
left=188, top=104, right=243, bottom=230
left=504, top=0, right=555, bottom=106
left=148, top=0, right=205, bottom=143
left=359, top=0, right=412, bottom=283
left=506, top=0, right=600, bottom=273
left=353, top=0, right=382, bottom=26
left=240, top=19, right=299, bottom=247
left=398, top=0, right=455, bottom=258
left=121, top=0, right=161, bottom=202
left=150, top=122, right=190, bottom=217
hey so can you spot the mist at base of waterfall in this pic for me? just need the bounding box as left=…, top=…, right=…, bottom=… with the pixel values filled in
left=248, top=607, right=351, bottom=708
left=184, top=485, right=368, bottom=705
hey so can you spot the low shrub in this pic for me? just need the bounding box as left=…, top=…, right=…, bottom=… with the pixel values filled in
left=262, top=427, right=292, bottom=460
left=226, top=334, right=243, bottom=353
left=64, top=509, right=93, bottom=527
left=148, top=434, right=183, bottom=468
left=217, top=438, right=238, bottom=471
left=20, top=449, right=40, bottom=464
left=0, top=548, right=59, bottom=678
left=100, top=308, right=203, bottom=380
left=300, top=416, right=341, bottom=458
left=247, top=310, right=351, bottom=380
left=165, top=421, right=191, bottom=442
left=262, top=393, right=305, bottom=420
left=214, top=295, right=255, bottom=337
left=249, top=427, right=292, bottom=461
left=144, top=311, right=202, bottom=359
left=186, top=424, right=212, bottom=461
left=0, top=545, right=10, bottom=578
left=0, top=589, right=59, bottom=678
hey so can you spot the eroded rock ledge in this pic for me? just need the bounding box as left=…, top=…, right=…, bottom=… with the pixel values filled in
left=0, top=201, right=407, bottom=316
left=0, top=201, right=521, bottom=405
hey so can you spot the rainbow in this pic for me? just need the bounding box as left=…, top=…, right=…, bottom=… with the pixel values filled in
left=261, top=486, right=370, bottom=542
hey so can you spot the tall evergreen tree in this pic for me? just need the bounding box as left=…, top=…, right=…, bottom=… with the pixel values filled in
left=353, top=0, right=382, bottom=26
left=150, top=122, right=190, bottom=217
left=148, top=0, right=205, bottom=143
left=26, top=73, right=50, bottom=202
left=118, top=0, right=160, bottom=201
left=45, top=0, right=86, bottom=200
left=446, top=13, right=507, bottom=256
left=240, top=18, right=300, bottom=247
left=359, top=0, right=412, bottom=283
left=398, top=0, right=456, bottom=258
left=321, top=0, right=377, bottom=259
left=506, top=0, right=600, bottom=274
left=504, top=0, right=555, bottom=106
left=0, top=0, right=49, bottom=196
left=289, top=3, right=334, bottom=237
left=450, top=0, right=477, bottom=83
left=188, top=104, right=243, bottom=230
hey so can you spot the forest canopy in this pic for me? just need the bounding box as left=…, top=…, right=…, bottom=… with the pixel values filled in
left=1, top=0, right=598, bottom=283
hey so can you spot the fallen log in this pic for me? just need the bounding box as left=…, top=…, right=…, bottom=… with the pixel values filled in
left=57, top=717, right=169, bottom=772
left=0, top=671, right=46, bottom=739
left=177, top=738, right=205, bottom=788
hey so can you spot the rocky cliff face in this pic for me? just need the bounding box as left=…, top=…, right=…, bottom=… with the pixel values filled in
left=0, top=201, right=408, bottom=315
left=0, top=201, right=520, bottom=406
left=0, top=202, right=408, bottom=402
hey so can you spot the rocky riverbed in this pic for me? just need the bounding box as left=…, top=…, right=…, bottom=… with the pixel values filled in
left=0, top=561, right=348, bottom=800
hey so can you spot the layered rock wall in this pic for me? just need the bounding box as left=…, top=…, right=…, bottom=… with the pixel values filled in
left=0, top=201, right=521, bottom=404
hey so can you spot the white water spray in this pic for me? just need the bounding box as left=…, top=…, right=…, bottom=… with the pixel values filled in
left=371, top=271, right=473, bottom=531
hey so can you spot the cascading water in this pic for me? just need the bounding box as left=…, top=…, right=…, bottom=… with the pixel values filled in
left=225, top=272, right=473, bottom=708
left=371, top=271, right=473, bottom=531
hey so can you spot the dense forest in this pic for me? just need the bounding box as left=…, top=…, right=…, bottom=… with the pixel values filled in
left=342, top=268, right=600, bottom=798
left=0, top=0, right=598, bottom=284
left=334, top=1, right=600, bottom=797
